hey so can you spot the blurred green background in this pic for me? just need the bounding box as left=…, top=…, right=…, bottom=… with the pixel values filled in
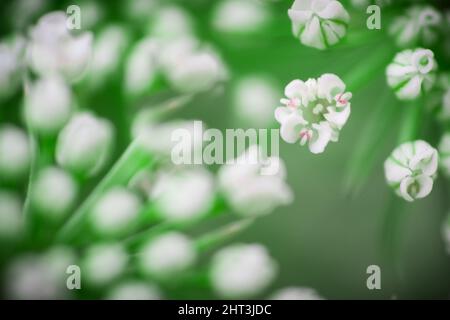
left=1, top=0, right=450, bottom=299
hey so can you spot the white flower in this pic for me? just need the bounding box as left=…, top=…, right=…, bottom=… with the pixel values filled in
left=161, top=37, right=227, bottom=93
left=0, top=125, right=30, bottom=180
left=151, top=168, right=215, bottom=222
left=212, top=0, right=270, bottom=34
left=126, top=0, right=159, bottom=22
left=139, top=232, right=196, bottom=278
left=91, top=187, right=142, bottom=236
left=149, top=5, right=193, bottom=40
left=56, top=112, right=114, bottom=178
left=124, top=37, right=160, bottom=96
left=386, top=48, right=437, bottom=101
left=275, top=73, right=352, bottom=154
left=210, top=243, right=277, bottom=298
left=108, top=281, right=161, bottom=300
left=6, top=247, right=75, bottom=299
left=218, top=145, right=293, bottom=217
left=389, top=5, right=442, bottom=48
left=28, top=11, right=93, bottom=82
left=233, top=76, right=279, bottom=128
left=31, top=166, right=78, bottom=218
left=270, top=287, right=323, bottom=300
left=288, top=0, right=350, bottom=50
left=24, top=76, right=73, bottom=135
left=0, top=36, right=25, bottom=99
left=134, top=119, right=205, bottom=159
left=88, top=25, right=130, bottom=87
left=384, top=140, right=438, bottom=202
left=438, top=133, right=450, bottom=177
left=82, top=243, right=128, bottom=287
left=0, top=190, right=23, bottom=239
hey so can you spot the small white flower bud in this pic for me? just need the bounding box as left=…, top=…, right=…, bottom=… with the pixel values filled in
left=108, top=281, right=161, bottom=300
left=212, top=0, right=270, bottom=34
left=139, top=232, right=196, bottom=278
left=28, top=11, right=93, bottom=82
left=384, top=140, right=438, bottom=202
left=124, top=37, right=160, bottom=96
left=31, top=166, right=78, bottom=218
left=218, top=145, right=293, bottom=217
left=151, top=168, right=215, bottom=222
left=0, top=37, right=25, bottom=99
left=0, top=125, right=30, bottom=180
left=270, top=287, right=324, bottom=300
left=149, top=5, right=194, bottom=40
left=0, top=190, right=23, bottom=239
left=386, top=48, right=437, bottom=101
left=91, top=187, right=142, bottom=236
left=210, top=243, right=277, bottom=298
left=82, top=243, right=128, bottom=287
left=389, top=5, right=442, bottom=48
left=233, top=76, right=279, bottom=128
left=288, top=0, right=350, bottom=50
left=56, top=112, right=114, bottom=178
left=24, top=76, right=73, bottom=135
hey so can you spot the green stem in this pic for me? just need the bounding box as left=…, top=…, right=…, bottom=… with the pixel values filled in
left=55, top=139, right=155, bottom=244
left=397, top=97, right=424, bottom=144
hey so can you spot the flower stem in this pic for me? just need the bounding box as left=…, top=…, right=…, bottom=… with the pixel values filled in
left=55, top=139, right=155, bottom=244
left=397, top=97, right=424, bottom=144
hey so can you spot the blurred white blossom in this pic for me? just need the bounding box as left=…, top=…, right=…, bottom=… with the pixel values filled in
left=91, top=187, right=142, bottom=236
left=0, top=36, right=25, bottom=99
left=389, top=5, right=442, bottom=48
left=0, top=124, right=30, bottom=180
left=212, top=0, right=270, bottom=34
left=56, top=112, right=114, bottom=178
left=386, top=48, right=437, bottom=101
left=149, top=5, right=193, bottom=40
left=107, top=280, right=161, bottom=300
left=438, top=133, right=450, bottom=177
left=31, top=166, right=78, bottom=218
left=151, top=167, right=215, bottom=222
left=82, top=243, right=128, bottom=287
left=28, top=11, right=93, bottom=82
left=384, top=140, right=438, bottom=202
left=218, top=145, right=292, bottom=216
left=0, top=190, right=23, bottom=239
left=233, top=76, right=279, bottom=128
left=24, top=76, right=73, bottom=135
left=210, top=243, right=277, bottom=298
left=288, top=0, right=350, bottom=50
left=139, top=232, right=196, bottom=278
left=270, top=287, right=323, bottom=300
left=275, top=73, right=352, bottom=153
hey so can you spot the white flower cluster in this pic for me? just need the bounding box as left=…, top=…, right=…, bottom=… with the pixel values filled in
left=275, top=73, right=352, bottom=154
left=386, top=48, right=437, bottom=101
left=389, top=5, right=442, bottom=48
left=288, top=0, right=350, bottom=50
left=384, top=140, right=438, bottom=202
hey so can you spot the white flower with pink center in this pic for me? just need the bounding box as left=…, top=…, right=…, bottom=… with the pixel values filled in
left=275, top=73, right=352, bottom=154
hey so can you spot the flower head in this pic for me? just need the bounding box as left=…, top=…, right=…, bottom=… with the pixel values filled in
left=31, top=166, right=78, bottom=218
left=288, top=0, right=350, bottom=50
left=139, top=232, right=196, bottom=278
left=384, top=140, right=438, bottom=202
left=0, top=125, right=30, bottom=180
left=107, top=281, right=161, bottom=300
left=275, top=73, right=351, bottom=153
left=24, top=76, right=73, bottom=135
left=56, top=112, right=114, bottom=178
left=270, top=287, right=324, bottom=300
left=386, top=48, right=437, bottom=101
left=389, top=5, right=442, bottom=48
left=210, top=243, right=277, bottom=298
left=91, top=187, right=142, bottom=236
left=0, top=190, right=23, bottom=239
left=150, top=167, right=215, bottom=222
left=28, top=11, right=93, bottom=82
left=82, top=243, right=128, bottom=287
left=218, top=145, right=293, bottom=217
